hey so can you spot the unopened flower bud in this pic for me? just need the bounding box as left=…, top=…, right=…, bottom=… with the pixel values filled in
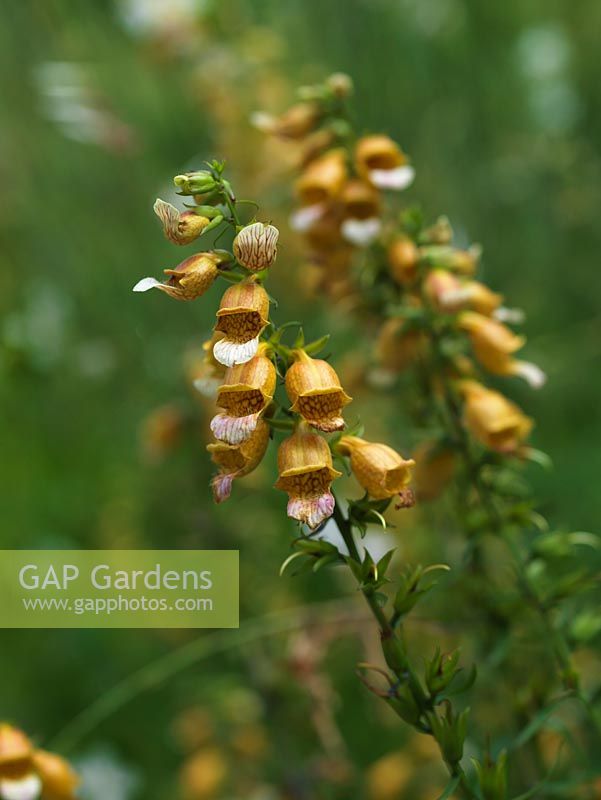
left=233, top=222, right=279, bottom=272
left=355, top=135, right=415, bottom=191
left=326, top=72, right=354, bottom=98
left=213, top=281, right=270, bottom=367
left=387, top=236, right=419, bottom=285
left=275, top=426, right=341, bottom=529
left=337, top=436, right=415, bottom=501
left=285, top=350, right=352, bottom=432
left=133, top=252, right=223, bottom=301
left=208, top=418, right=270, bottom=503
left=173, top=171, right=216, bottom=195
left=153, top=199, right=210, bottom=245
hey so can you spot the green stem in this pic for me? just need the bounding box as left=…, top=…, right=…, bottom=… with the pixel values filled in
left=331, top=497, right=478, bottom=800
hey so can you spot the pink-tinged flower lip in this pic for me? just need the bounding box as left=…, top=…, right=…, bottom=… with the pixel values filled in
left=211, top=472, right=236, bottom=503
left=210, top=412, right=261, bottom=445
left=287, top=492, right=335, bottom=529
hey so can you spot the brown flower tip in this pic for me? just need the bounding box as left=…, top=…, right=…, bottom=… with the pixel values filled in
left=133, top=252, right=222, bottom=301
left=275, top=427, right=341, bottom=528
left=285, top=350, right=352, bottom=432
left=0, top=724, right=33, bottom=774
left=233, top=223, right=279, bottom=272
left=211, top=354, right=276, bottom=445
left=338, top=436, right=415, bottom=501
left=153, top=199, right=209, bottom=245
left=213, top=281, right=270, bottom=367
left=208, top=418, right=270, bottom=503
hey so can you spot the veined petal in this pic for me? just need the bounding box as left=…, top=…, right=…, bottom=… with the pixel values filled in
left=0, top=775, right=42, bottom=800
left=213, top=336, right=259, bottom=367
left=513, top=360, right=547, bottom=389
left=210, top=412, right=260, bottom=445
left=369, top=165, right=415, bottom=190
left=341, top=217, right=382, bottom=247
left=133, top=277, right=162, bottom=292
left=211, top=473, right=235, bottom=504
left=287, top=492, right=335, bottom=529
left=290, top=204, right=326, bottom=232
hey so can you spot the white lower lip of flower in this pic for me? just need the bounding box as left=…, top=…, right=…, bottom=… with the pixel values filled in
left=213, top=336, right=259, bottom=367
left=341, top=217, right=382, bottom=246
left=210, top=412, right=260, bottom=445
left=0, top=775, right=42, bottom=800
left=192, top=376, right=221, bottom=398
left=289, top=203, right=326, bottom=232
left=369, top=165, right=415, bottom=190
left=494, top=306, right=526, bottom=324
left=133, top=277, right=162, bottom=292
left=249, top=111, right=275, bottom=132
left=287, top=492, right=335, bottom=529
left=513, top=360, right=547, bottom=389
left=439, top=287, right=472, bottom=310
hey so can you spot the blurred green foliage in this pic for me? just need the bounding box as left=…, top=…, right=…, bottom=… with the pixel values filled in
left=1, top=1, right=600, bottom=798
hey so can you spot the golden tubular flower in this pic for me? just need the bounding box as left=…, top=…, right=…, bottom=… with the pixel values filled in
left=213, top=280, right=270, bottom=367
left=207, top=418, right=270, bottom=503
left=251, top=102, right=321, bottom=139
left=133, top=252, right=222, bottom=301
left=285, top=350, right=352, bottom=432
left=188, top=333, right=227, bottom=399
left=0, top=725, right=78, bottom=800
left=274, top=427, right=341, bottom=529
left=387, top=236, right=419, bottom=285
left=233, top=222, right=279, bottom=272
left=338, top=436, right=415, bottom=502
left=426, top=270, right=503, bottom=316
left=459, top=311, right=546, bottom=388
left=294, top=148, right=347, bottom=216
left=355, top=135, right=415, bottom=190
left=32, top=751, right=78, bottom=800
left=210, top=351, right=276, bottom=445
left=419, top=244, right=481, bottom=275
left=459, top=380, right=533, bottom=453
left=339, top=179, right=382, bottom=246
left=153, top=198, right=210, bottom=245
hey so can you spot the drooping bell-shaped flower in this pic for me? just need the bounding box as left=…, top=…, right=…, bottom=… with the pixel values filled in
left=275, top=426, right=341, bottom=529
left=207, top=418, right=270, bottom=503
left=233, top=222, right=279, bottom=272
left=213, top=281, right=270, bottom=367
left=285, top=350, right=352, bottom=432
left=355, top=135, right=415, bottom=190
left=251, top=102, right=321, bottom=139
left=133, top=253, right=222, bottom=301
left=32, top=751, right=79, bottom=800
left=338, top=436, right=415, bottom=502
left=459, top=380, right=533, bottom=453
left=210, top=350, right=276, bottom=445
left=293, top=149, right=348, bottom=226
left=459, top=312, right=546, bottom=388
left=153, top=198, right=210, bottom=245
left=339, top=179, right=382, bottom=247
